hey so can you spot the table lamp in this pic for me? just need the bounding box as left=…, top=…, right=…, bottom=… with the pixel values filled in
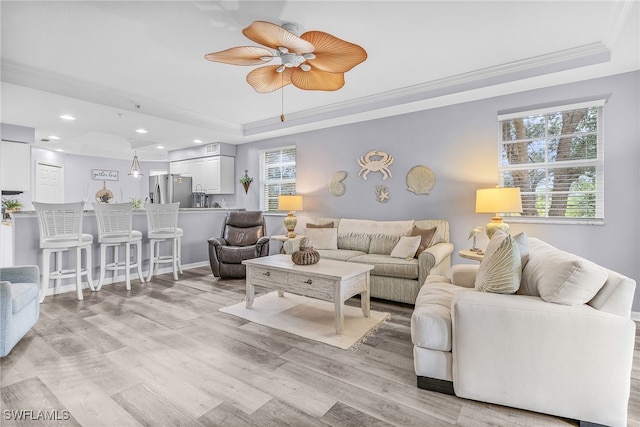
left=475, top=187, right=522, bottom=238
left=278, top=195, right=303, bottom=238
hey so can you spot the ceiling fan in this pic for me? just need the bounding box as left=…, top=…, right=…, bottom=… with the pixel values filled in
left=204, top=21, right=367, bottom=94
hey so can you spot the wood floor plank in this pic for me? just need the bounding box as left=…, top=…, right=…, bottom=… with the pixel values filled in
left=2, top=268, right=637, bottom=426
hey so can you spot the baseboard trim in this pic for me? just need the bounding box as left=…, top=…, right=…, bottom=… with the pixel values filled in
left=417, top=376, right=455, bottom=395
left=42, top=261, right=210, bottom=297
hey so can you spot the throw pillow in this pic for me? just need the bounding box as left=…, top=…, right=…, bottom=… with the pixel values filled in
left=411, top=226, right=437, bottom=257
left=306, top=222, right=334, bottom=229
left=304, top=228, right=338, bottom=250
left=390, top=236, right=422, bottom=259
left=521, top=238, right=608, bottom=305
left=512, top=232, right=530, bottom=268
left=474, top=231, right=521, bottom=294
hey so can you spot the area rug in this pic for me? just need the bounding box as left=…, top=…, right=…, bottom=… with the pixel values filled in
left=219, top=292, right=390, bottom=350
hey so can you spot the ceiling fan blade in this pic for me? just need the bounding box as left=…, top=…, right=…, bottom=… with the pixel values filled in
left=243, top=21, right=315, bottom=54
left=246, top=65, right=293, bottom=93
left=204, top=46, right=273, bottom=65
left=300, top=31, right=367, bottom=73
left=290, top=68, right=345, bottom=91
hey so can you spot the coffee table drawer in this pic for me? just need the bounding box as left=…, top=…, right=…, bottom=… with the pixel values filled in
left=250, top=267, right=287, bottom=286
left=286, top=272, right=334, bottom=301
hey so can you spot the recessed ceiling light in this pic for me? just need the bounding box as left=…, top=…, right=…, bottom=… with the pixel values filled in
left=193, top=139, right=203, bottom=144
left=48, top=135, right=60, bottom=140
left=55, top=148, right=64, bottom=152
left=156, top=145, right=165, bottom=149
left=136, top=128, right=148, bottom=134
left=59, top=114, right=75, bottom=121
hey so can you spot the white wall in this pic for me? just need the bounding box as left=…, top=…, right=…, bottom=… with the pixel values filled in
left=235, top=71, right=640, bottom=310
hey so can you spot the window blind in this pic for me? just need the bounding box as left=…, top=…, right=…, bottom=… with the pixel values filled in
left=498, top=102, right=604, bottom=222
left=260, top=146, right=297, bottom=212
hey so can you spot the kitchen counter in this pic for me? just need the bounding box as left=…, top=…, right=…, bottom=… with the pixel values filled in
left=8, top=207, right=245, bottom=296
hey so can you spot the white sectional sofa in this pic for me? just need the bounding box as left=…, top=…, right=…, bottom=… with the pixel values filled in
left=411, top=234, right=636, bottom=427
left=284, top=218, right=453, bottom=304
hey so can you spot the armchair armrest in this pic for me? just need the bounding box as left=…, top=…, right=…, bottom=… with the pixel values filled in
left=207, top=238, right=227, bottom=277
left=418, top=242, right=454, bottom=286
left=256, top=236, right=270, bottom=256
left=450, top=264, right=479, bottom=288
left=207, top=237, right=227, bottom=248
left=0, top=266, right=40, bottom=285
left=452, top=291, right=635, bottom=426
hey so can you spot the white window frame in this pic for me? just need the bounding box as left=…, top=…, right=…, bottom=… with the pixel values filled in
left=259, top=145, right=297, bottom=212
left=497, top=100, right=605, bottom=224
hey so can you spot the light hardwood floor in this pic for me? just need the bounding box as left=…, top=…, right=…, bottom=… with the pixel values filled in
left=1, top=267, right=639, bottom=426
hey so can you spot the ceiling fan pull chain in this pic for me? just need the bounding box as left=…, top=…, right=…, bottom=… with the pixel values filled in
left=280, top=73, right=286, bottom=122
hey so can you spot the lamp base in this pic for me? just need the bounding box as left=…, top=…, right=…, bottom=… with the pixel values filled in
left=283, top=212, right=297, bottom=238
left=485, top=217, right=509, bottom=239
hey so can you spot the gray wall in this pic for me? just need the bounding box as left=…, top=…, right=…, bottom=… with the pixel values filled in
left=235, top=71, right=640, bottom=311
left=19, top=148, right=168, bottom=210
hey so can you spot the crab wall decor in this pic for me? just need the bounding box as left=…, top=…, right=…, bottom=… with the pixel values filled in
left=357, top=149, right=393, bottom=180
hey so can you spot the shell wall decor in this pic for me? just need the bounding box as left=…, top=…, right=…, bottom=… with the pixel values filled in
left=329, top=171, right=347, bottom=196
left=357, top=149, right=393, bottom=180
left=406, top=165, right=436, bottom=194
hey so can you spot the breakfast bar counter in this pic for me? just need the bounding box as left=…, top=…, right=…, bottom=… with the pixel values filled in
left=8, top=207, right=244, bottom=296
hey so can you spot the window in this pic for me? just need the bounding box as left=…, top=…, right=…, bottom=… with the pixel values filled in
left=260, top=146, right=297, bottom=212
left=498, top=100, right=604, bottom=222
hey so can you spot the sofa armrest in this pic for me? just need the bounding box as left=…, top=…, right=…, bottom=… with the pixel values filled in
left=452, top=292, right=635, bottom=426
left=450, top=264, right=479, bottom=288
left=418, top=242, right=454, bottom=286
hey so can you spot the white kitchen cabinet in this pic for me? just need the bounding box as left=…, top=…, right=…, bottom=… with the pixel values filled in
left=1, top=141, right=31, bottom=192
left=191, top=156, right=235, bottom=194
left=169, top=160, right=191, bottom=176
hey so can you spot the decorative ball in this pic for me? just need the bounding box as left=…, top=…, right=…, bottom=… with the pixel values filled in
left=292, top=237, right=320, bottom=265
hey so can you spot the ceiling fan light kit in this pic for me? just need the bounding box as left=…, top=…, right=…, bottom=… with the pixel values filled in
left=205, top=20, right=367, bottom=94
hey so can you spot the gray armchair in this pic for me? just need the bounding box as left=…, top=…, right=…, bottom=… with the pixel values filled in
left=1, top=265, right=40, bottom=357
left=208, top=211, right=269, bottom=278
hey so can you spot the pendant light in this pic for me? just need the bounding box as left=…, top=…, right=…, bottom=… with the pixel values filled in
left=128, top=151, right=143, bottom=178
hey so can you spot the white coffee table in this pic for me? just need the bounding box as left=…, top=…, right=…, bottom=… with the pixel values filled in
left=242, top=254, right=374, bottom=335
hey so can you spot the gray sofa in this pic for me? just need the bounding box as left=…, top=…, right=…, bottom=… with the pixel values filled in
left=412, top=236, right=636, bottom=426
left=284, top=218, right=453, bottom=304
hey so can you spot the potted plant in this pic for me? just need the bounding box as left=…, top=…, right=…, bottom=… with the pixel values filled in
left=2, top=197, right=23, bottom=214
left=130, top=197, right=143, bottom=209
left=240, top=170, right=253, bottom=194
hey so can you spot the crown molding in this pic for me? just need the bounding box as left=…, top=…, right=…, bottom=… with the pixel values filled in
left=0, top=60, right=243, bottom=135
left=243, top=42, right=611, bottom=136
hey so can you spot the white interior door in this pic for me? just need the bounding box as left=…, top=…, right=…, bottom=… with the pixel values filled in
left=35, top=162, right=64, bottom=202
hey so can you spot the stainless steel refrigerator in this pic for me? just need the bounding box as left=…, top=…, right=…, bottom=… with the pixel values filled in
left=149, top=174, right=192, bottom=207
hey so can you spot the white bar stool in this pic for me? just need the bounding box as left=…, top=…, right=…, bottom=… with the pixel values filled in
left=33, top=201, right=95, bottom=302
left=92, top=202, right=145, bottom=291
left=145, top=202, right=183, bottom=281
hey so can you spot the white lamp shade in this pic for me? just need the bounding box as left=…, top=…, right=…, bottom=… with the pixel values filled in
left=475, top=187, right=522, bottom=214
left=278, top=195, right=303, bottom=211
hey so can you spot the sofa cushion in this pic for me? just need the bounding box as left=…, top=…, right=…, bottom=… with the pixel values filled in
left=475, top=231, right=521, bottom=294
left=304, top=228, right=338, bottom=250
left=306, top=222, right=334, bottom=229
left=337, top=233, right=371, bottom=252
left=520, top=238, right=608, bottom=305
left=218, top=246, right=257, bottom=264
left=411, top=225, right=437, bottom=257
left=368, top=234, right=401, bottom=255
left=348, top=254, right=419, bottom=280
left=316, top=249, right=366, bottom=262
left=412, top=282, right=471, bottom=351
left=390, top=236, right=422, bottom=259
